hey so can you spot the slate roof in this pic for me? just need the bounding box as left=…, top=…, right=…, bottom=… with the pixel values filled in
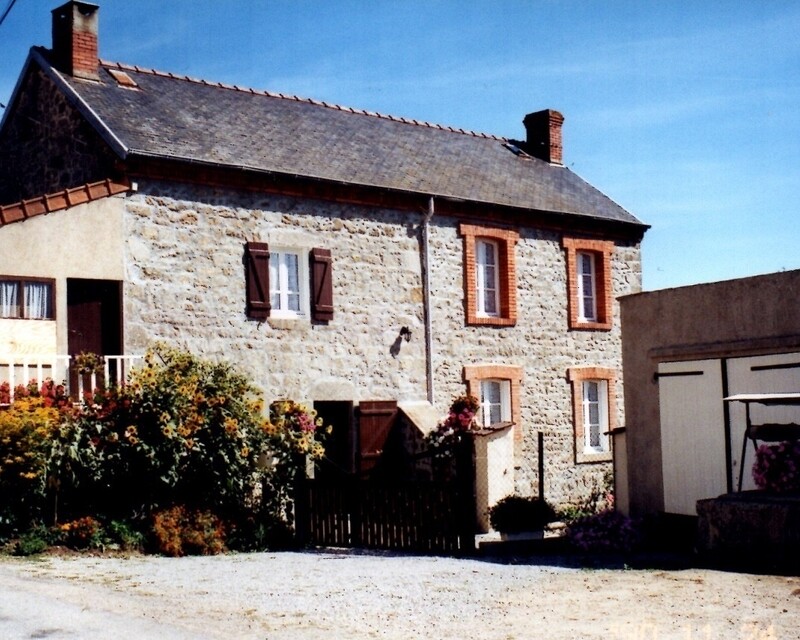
left=34, top=48, right=644, bottom=228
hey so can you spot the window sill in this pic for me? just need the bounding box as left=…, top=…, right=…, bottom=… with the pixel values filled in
left=268, top=317, right=308, bottom=330
left=467, top=316, right=516, bottom=327
left=569, top=321, right=612, bottom=332
left=576, top=450, right=612, bottom=464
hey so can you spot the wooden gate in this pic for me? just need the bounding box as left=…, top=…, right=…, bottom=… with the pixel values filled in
left=295, top=477, right=475, bottom=554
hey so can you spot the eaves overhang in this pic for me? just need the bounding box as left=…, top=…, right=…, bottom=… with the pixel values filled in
left=121, top=149, right=650, bottom=241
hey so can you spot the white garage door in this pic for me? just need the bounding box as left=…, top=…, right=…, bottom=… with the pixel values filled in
left=658, top=360, right=727, bottom=515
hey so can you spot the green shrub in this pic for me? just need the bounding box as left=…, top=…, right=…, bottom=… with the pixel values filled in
left=108, top=520, right=146, bottom=552
left=489, top=495, right=556, bottom=533
left=12, top=524, right=53, bottom=556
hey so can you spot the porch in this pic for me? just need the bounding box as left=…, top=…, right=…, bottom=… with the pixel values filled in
left=0, top=354, right=142, bottom=403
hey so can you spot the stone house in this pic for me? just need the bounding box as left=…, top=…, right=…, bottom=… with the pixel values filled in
left=0, top=2, right=647, bottom=508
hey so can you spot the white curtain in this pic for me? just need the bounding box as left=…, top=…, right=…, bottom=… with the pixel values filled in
left=24, top=282, right=51, bottom=319
left=0, top=281, right=19, bottom=318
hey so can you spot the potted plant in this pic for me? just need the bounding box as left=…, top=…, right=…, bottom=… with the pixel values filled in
left=489, top=495, right=556, bottom=539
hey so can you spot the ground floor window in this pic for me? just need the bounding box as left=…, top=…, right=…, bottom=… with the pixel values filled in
left=0, top=277, right=54, bottom=320
left=568, top=366, right=616, bottom=463
left=479, top=378, right=511, bottom=427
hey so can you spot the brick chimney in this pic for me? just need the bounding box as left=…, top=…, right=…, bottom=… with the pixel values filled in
left=51, top=1, right=100, bottom=81
left=523, top=109, right=565, bottom=165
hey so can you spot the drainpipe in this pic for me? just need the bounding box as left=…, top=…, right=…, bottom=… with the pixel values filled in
left=422, top=197, right=435, bottom=405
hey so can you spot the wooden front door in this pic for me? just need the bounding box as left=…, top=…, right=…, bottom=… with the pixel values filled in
left=67, top=279, right=122, bottom=356
left=314, top=401, right=356, bottom=478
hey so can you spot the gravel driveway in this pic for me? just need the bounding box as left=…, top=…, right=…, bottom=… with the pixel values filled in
left=1, top=549, right=797, bottom=639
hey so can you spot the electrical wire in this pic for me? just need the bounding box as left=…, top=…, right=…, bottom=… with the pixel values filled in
left=0, top=0, right=18, bottom=29
left=0, top=0, right=19, bottom=109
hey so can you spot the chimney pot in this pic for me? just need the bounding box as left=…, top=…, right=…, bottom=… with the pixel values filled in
left=51, top=1, right=100, bottom=80
left=523, top=109, right=565, bottom=165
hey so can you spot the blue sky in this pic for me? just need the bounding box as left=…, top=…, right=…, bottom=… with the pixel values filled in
left=2, top=1, right=798, bottom=291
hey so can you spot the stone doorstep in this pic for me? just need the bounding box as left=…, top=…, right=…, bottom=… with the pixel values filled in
left=475, top=522, right=566, bottom=553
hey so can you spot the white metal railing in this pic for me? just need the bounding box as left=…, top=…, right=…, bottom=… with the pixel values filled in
left=0, top=354, right=142, bottom=403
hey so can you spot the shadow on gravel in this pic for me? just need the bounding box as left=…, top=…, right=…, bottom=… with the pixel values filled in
left=473, top=536, right=697, bottom=571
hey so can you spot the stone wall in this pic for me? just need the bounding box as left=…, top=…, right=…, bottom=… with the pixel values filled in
left=122, top=181, right=642, bottom=507
left=0, top=63, right=118, bottom=205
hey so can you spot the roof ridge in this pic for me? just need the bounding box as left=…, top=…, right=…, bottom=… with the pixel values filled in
left=0, top=178, right=131, bottom=227
left=99, top=59, right=507, bottom=142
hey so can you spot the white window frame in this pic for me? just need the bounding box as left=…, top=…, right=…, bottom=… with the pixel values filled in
left=576, top=251, right=597, bottom=323
left=475, top=239, right=500, bottom=317
left=479, top=378, right=511, bottom=427
left=269, top=248, right=309, bottom=319
left=582, top=379, right=609, bottom=454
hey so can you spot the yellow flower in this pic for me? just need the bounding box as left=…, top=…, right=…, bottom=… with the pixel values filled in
left=240, top=447, right=250, bottom=458
left=224, top=417, right=238, bottom=434
left=128, top=435, right=139, bottom=445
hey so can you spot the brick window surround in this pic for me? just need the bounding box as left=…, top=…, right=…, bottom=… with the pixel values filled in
left=463, top=364, right=523, bottom=443
left=567, top=366, right=616, bottom=464
left=459, top=223, right=519, bottom=326
left=562, top=237, right=614, bottom=331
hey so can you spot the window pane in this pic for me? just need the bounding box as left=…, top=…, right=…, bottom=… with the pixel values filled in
left=269, top=254, right=280, bottom=308
left=480, top=380, right=504, bottom=426
left=24, top=282, right=52, bottom=319
left=0, top=281, right=20, bottom=318
left=578, top=252, right=596, bottom=321
left=476, top=240, right=499, bottom=316
left=286, top=253, right=299, bottom=293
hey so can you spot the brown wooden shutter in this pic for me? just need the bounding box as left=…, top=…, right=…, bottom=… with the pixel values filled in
left=357, top=400, right=398, bottom=474
left=245, top=242, right=270, bottom=320
left=310, top=247, right=334, bottom=322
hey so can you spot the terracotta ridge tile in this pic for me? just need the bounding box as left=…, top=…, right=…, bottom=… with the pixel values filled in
left=96, top=59, right=508, bottom=142
left=0, top=178, right=131, bottom=228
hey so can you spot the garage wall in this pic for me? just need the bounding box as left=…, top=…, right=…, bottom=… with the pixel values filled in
left=620, top=270, right=800, bottom=516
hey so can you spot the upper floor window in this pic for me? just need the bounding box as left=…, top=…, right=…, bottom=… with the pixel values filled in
left=245, top=243, right=333, bottom=323
left=459, top=224, right=519, bottom=327
left=562, top=237, right=614, bottom=330
left=0, top=278, right=55, bottom=320
left=270, top=249, right=305, bottom=318
left=476, top=239, right=500, bottom=317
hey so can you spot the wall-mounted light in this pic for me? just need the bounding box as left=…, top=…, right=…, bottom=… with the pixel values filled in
left=400, top=326, right=412, bottom=342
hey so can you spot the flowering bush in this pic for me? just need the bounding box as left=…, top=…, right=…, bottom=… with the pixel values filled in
left=151, top=505, right=226, bottom=556
left=566, top=509, right=641, bottom=553
left=51, top=344, right=276, bottom=523
left=0, top=396, right=62, bottom=535
left=1, top=345, right=329, bottom=552
left=425, top=395, right=479, bottom=459
left=753, top=440, right=800, bottom=493
left=0, top=378, right=69, bottom=408
left=58, top=515, right=104, bottom=550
